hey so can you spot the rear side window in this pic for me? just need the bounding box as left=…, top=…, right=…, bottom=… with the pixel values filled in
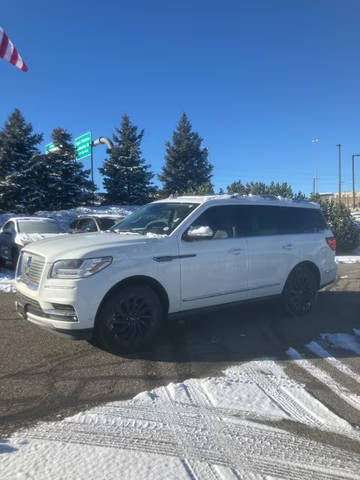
left=242, top=205, right=327, bottom=236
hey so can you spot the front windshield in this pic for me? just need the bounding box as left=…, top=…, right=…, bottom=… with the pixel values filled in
left=18, top=221, right=62, bottom=234
left=112, top=202, right=199, bottom=236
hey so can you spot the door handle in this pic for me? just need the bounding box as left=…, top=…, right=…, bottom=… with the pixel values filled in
left=282, top=244, right=294, bottom=250
left=228, top=248, right=242, bottom=255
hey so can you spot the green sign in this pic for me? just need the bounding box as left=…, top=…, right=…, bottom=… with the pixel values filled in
left=75, top=131, right=92, bottom=160
left=45, top=142, right=57, bottom=153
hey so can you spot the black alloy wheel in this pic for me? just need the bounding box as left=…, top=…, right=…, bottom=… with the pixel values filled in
left=95, top=284, right=164, bottom=353
left=282, top=265, right=318, bottom=316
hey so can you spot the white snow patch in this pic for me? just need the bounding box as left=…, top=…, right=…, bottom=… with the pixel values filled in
left=1, top=359, right=360, bottom=480
left=354, top=328, right=360, bottom=337
left=0, top=268, right=15, bottom=293
left=335, top=255, right=360, bottom=264
left=321, top=333, right=360, bottom=355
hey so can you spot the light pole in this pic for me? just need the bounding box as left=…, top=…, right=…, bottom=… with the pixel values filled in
left=352, top=154, right=360, bottom=209
left=312, top=138, right=319, bottom=193
left=337, top=144, right=342, bottom=203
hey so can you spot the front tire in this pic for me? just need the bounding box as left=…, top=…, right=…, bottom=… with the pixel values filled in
left=282, top=265, right=318, bottom=316
left=95, top=284, right=164, bottom=353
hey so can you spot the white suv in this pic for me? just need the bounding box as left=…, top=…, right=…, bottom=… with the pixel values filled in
left=15, top=195, right=337, bottom=353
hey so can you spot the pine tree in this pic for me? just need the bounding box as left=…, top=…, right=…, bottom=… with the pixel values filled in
left=22, top=128, right=95, bottom=212
left=227, top=180, right=247, bottom=195
left=184, top=181, right=214, bottom=196
left=159, top=113, right=213, bottom=195
left=41, top=127, right=95, bottom=210
left=0, top=109, right=43, bottom=212
left=320, top=200, right=359, bottom=252
left=99, top=114, right=154, bottom=204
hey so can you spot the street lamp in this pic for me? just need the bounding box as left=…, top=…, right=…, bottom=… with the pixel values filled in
left=352, top=154, right=360, bottom=209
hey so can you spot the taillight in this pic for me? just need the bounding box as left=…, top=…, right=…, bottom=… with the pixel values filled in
left=326, top=236, right=336, bottom=251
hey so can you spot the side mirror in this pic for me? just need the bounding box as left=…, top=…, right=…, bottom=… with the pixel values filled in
left=186, top=225, right=214, bottom=240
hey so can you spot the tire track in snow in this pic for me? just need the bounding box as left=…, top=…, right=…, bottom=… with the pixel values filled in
left=306, top=341, right=360, bottom=385
left=17, top=366, right=360, bottom=480
left=287, top=347, right=360, bottom=412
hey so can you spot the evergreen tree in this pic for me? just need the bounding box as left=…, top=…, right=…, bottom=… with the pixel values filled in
left=319, top=200, right=359, bottom=252
left=23, top=128, right=95, bottom=212
left=42, top=127, right=95, bottom=210
left=184, top=181, right=214, bottom=195
left=99, top=114, right=154, bottom=204
left=0, top=109, right=43, bottom=212
left=226, top=179, right=305, bottom=200
left=159, top=113, right=213, bottom=195
left=227, top=180, right=247, bottom=195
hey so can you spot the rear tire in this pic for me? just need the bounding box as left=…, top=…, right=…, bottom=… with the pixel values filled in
left=95, top=284, right=164, bottom=353
left=282, top=265, right=318, bottom=316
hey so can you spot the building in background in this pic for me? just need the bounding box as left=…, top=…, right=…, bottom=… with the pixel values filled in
left=319, top=191, right=360, bottom=209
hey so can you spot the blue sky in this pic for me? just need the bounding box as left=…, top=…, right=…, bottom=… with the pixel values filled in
left=1, top=0, right=360, bottom=195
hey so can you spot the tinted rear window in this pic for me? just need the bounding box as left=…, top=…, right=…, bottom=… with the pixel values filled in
left=241, top=205, right=327, bottom=236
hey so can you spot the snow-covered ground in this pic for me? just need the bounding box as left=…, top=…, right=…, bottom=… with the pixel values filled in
left=1, top=330, right=360, bottom=479
left=0, top=268, right=15, bottom=293
left=0, top=205, right=136, bottom=293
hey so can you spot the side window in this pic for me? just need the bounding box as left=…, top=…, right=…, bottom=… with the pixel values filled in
left=249, top=206, right=280, bottom=236
left=189, top=206, right=237, bottom=239
left=75, top=218, right=97, bottom=232
left=70, top=219, right=79, bottom=230
left=295, top=208, right=327, bottom=233
left=3, top=221, right=15, bottom=233
left=245, top=206, right=328, bottom=236
left=81, top=218, right=97, bottom=232
left=98, top=218, right=116, bottom=230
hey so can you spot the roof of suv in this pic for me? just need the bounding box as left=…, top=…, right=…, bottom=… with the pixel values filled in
left=156, top=194, right=320, bottom=209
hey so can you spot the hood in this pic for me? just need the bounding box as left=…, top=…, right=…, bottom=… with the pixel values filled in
left=17, top=233, right=66, bottom=246
left=21, top=231, right=153, bottom=262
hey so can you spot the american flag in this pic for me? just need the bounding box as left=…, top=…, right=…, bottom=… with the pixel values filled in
left=0, top=26, right=28, bottom=72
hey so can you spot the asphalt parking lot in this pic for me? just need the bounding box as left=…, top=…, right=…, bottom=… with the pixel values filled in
left=1, top=263, right=360, bottom=439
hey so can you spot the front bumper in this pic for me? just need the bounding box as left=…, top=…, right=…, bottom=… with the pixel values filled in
left=15, top=292, right=93, bottom=339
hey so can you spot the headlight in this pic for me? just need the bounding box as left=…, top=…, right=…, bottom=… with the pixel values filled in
left=50, top=257, right=112, bottom=279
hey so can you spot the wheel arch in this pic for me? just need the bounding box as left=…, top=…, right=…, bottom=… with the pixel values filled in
left=283, top=261, right=321, bottom=291
left=95, top=275, right=170, bottom=321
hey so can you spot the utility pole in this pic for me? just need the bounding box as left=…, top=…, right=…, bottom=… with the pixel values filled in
left=312, top=138, right=319, bottom=193
left=337, top=144, right=342, bottom=204
left=352, top=154, right=360, bottom=209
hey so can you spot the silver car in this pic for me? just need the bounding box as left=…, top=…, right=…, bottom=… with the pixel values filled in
left=0, top=217, right=64, bottom=269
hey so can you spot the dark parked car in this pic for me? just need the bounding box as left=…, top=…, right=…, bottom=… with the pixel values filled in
left=70, top=215, right=124, bottom=233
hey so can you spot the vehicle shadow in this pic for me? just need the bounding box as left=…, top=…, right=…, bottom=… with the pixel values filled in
left=121, top=290, right=360, bottom=363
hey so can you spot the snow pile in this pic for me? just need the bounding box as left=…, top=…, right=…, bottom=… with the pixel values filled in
left=1, top=358, right=360, bottom=479
left=335, top=244, right=360, bottom=263
left=0, top=268, right=15, bottom=293
left=0, top=205, right=136, bottom=232
left=335, top=255, right=360, bottom=264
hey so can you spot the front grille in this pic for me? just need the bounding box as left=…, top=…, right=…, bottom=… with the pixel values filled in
left=17, top=252, right=45, bottom=288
